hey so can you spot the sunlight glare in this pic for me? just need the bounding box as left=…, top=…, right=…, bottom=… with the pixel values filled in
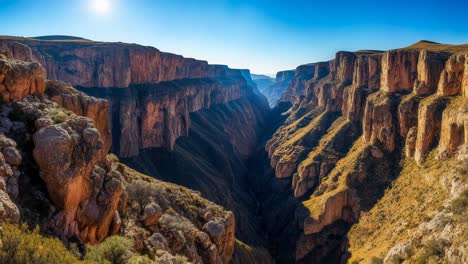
left=91, top=0, right=111, bottom=15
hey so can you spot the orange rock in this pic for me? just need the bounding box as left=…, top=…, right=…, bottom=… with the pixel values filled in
left=414, top=96, right=448, bottom=164
left=381, top=50, right=419, bottom=93
left=363, top=91, right=397, bottom=152
left=0, top=54, right=46, bottom=102
left=414, top=50, right=449, bottom=95
left=398, top=95, right=419, bottom=137
left=437, top=99, right=468, bottom=159
left=0, top=38, right=240, bottom=88
left=437, top=53, right=466, bottom=96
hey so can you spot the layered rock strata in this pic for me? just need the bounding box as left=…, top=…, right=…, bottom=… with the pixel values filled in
left=260, top=42, right=468, bottom=262
left=0, top=36, right=241, bottom=88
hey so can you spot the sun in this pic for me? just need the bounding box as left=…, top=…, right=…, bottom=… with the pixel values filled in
left=91, top=0, right=111, bottom=15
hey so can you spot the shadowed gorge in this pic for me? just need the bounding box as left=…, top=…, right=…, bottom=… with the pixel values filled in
left=0, top=31, right=467, bottom=264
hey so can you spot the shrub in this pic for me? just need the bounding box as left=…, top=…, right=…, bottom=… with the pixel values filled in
left=0, top=223, right=80, bottom=264
left=48, top=108, right=69, bottom=124
left=126, top=180, right=154, bottom=212
left=85, top=236, right=134, bottom=264
left=108, top=154, right=120, bottom=163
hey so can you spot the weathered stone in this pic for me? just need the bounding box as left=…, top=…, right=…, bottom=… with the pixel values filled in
left=414, top=50, right=449, bottom=95
left=381, top=50, right=419, bottom=93
left=141, top=202, right=162, bottom=227
left=384, top=241, right=414, bottom=264
left=414, top=96, right=448, bottom=164
left=363, top=91, right=397, bottom=152
left=0, top=189, right=19, bottom=223
left=2, top=146, right=21, bottom=166
left=34, top=117, right=54, bottom=130
left=0, top=56, right=46, bottom=102
left=438, top=54, right=466, bottom=96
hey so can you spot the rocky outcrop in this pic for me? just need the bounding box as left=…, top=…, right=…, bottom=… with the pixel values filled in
left=121, top=164, right=236, bottom=264
left=7, top=95, right=123, bottom=244
left=414, top=50, right=449, bottom=95
left=280, top=64, right=316, bottom=103
left=438, top=53, right=467, bottom=96
left=0, top=137, right=21, bottom=223
left=437, top=98, right=468, bottom=159
left=381, top=50, right=419, bottom=92
left=0, top=37, right=241, bottom=88
left=45, top=80, right=112, bottom=151
left=330, top=51, right=356, bottom=83
left=0, top=50, right=46, bottom=102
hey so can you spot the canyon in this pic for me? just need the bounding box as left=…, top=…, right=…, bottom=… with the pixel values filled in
left=0, top=35, right=466, bottom=264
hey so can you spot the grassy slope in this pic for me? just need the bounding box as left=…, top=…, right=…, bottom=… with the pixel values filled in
left=347, top=151, right=466, bottom=263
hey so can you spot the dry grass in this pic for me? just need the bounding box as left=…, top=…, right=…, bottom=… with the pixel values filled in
left=302, top=139, right=368, bottom=219
left=347, top=152, right=460, bottom=263
left=404, top=40, right=468, bottom=53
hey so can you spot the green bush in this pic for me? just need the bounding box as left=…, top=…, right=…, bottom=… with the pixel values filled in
left=0, top=223, right=81, bottom=264
left=48, top=108, right=70, bottom=124
left=85, top=236, right=134, bottom=264
left=126, top=180, right=154, bottom=212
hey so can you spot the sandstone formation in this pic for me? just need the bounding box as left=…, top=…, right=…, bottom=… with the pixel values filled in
left=258, top=41, right=468, bottom=262
left=0, top=50, right=46, bottom=102
left=0, top=37, right=262, bottom=159
left=81, top=76, right=251, bottom=157
left=0, top=137, right=21, bottom=223
left=280, top=64, right=315, bottom=103
left=0, top=37, right=241, bottom=88
left=0, top=50, right=238, bottom=263
left=45, top=80, right=112, bottom=151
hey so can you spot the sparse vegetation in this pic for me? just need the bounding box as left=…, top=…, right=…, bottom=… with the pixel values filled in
left=0, top=223, right=81, bottom=264
left=48, top=108, right=71, bottom=123
left=347, top=151, right=466, bottom=263
left=85, top=236, right=134, bottom=264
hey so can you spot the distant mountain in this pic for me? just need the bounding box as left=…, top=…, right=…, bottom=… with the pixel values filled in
left=30, top=35, right=91, bottom=41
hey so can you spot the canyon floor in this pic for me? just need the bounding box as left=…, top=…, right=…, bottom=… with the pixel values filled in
left=0, top=36, right=466, bottom=264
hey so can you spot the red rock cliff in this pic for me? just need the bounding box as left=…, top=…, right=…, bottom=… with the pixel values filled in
left=0, top=36, right=241, bottom=88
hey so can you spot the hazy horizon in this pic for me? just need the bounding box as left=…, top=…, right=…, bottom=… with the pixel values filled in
left=1, top=0, right=467, bottom=74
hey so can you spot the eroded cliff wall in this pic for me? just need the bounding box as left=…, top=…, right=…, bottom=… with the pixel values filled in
left=256, top=41, right=468, bottom=263
left=0, top=50, right=238, bottom=264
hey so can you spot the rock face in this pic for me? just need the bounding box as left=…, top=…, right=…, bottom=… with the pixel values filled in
left=0, top=51, right=46, bottom=102
left=33, top=117, right=123, bottom=243
left=0, top=37, right=240, bottom=88
left=45, top=80, right=112, bottom=151
left=280, top=64, right=316, bottom=103
left=0, top=137, right=21, bottom=223
left=256, top=42, right=468, bottom=263
left=82, top=76, right=251, bottom=157
left=381, top=50, right=419, bottom=92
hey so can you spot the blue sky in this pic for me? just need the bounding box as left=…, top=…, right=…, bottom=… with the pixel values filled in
left=1, top=0, right=467, bottom=74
